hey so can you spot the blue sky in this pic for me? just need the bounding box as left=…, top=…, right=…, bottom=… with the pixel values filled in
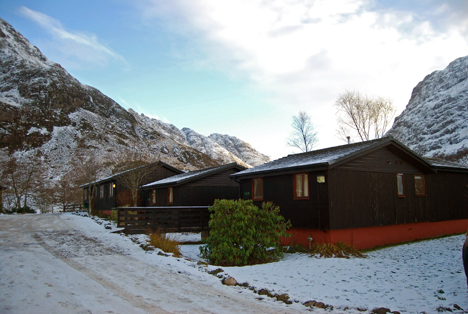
left=1, top=0, right=467, bottom=160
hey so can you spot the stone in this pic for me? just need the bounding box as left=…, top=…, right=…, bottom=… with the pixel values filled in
left=303, top=300, right=316, bottom=307
left=315, top=302, right=325, bottom=308
left=222, top=277, right=237, bottom=286
left=372, top=308, right=391, bottom=314
left=208, top=268, right=224, bottom=275
left=274, top=293, right=289, bottom=302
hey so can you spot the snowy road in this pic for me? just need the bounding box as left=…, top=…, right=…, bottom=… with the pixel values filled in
left=0, top=214, right=308, bottom=314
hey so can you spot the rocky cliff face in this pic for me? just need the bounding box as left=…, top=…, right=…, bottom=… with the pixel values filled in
left=0, top=17, right=269, bottom=180
left=387, top=55, right=468, bottom=161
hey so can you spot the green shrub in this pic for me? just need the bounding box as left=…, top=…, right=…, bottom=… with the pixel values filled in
left=200, top=199, right=291, bottom=266
left=1, top=206, right=36, bottom=214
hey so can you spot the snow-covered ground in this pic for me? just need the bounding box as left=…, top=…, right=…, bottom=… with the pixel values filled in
left=1, top=213, right=467, bottom=314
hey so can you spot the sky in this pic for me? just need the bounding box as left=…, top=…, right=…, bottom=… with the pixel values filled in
left=1, top=0, right=467, bottom=160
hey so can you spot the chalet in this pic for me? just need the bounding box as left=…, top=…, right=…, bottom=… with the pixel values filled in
left=80, top=161, right=183, bottom=214
left=230, top=137, right=468, bottom=250
left=141, top=163, right=246, bottom=206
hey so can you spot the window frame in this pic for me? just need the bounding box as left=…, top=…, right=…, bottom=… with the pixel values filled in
left=84, top=188, right=88, bottom=200
left=396, top=173, right=405, bottom=197
left=167, top=187, right=173, bottom=204
left=99, top=185, right=104, bottom=199
left=252, top=177, right=264, bottom=201
left=414, top=174, right=426, bottom=196
left=109, top=183, right=114, bottom=197
left=293, top=173, right=309, bottom=200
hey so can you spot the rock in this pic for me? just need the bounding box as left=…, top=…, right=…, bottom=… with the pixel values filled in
left=257, top=289, right=273, bottom=297
left=208, top=268, right=224, bottom=275
left=222, top=277, right=237, bottom=286
left=357, top=308, right=367, bottom=312
left=315, top=302, right=325, bottom=308
left=274, top=293, right=289, bottom=303
left=453, top=304, right=462, bottom=311
left=372, top=308, right=391, bottom=314
left=303, top=300, right=316, bottom=307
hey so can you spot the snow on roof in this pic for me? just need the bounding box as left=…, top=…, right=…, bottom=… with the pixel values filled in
left=79, top=161, right=182, bottom=188
left=426, top=158, right=468, bottom=171
left=142, top=163, right=244, bottom=188
left=232, top=138, right=388, bottom=177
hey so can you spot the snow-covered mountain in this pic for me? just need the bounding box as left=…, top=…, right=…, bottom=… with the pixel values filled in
left=0, top=17, right=269, bottom=178
left=387, top=55, right=468, bottom=161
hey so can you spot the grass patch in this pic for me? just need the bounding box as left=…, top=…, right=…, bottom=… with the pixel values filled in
left=310, top=242, right=366, bottom=258
left=148, top=230, right=181, bottom=257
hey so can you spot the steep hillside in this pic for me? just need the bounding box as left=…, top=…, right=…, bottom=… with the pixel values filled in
left=0, top=17, right=269, bottom=181
left=387, top=55, right=468, bottom=161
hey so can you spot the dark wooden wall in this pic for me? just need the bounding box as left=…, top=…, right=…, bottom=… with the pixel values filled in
left=239, top=171, right=329, bottom=229
left=94, top=165, right=182, bottom=211
left=146, top=168, right=241, bottom=207
left=238, top=146, right=468, bottom=231
left=328, top=147, right=468, bottom=229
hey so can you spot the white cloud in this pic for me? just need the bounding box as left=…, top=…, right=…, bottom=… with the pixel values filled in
left=136, top=0, right=468, bottom=155
left=19, top=6, right=126, bottom=69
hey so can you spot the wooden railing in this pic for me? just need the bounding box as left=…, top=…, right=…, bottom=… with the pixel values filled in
left=63, top=204, right=83, bottom=212
left=116, top=206, right=210, bottom=234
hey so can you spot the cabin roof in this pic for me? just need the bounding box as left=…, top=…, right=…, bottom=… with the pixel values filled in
left=426, top=158, right=468, bottom=173
left=142, top=163, right=246, bottom=189
left=231, top=137, right=435, bottom=178
left=79, top=161, right=183, bottom=188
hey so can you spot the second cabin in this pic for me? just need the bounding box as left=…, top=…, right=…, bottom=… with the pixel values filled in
left=141, top=163, right=246, bottom=206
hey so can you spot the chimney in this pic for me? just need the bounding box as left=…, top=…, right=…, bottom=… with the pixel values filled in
left=346, top=136, right=350, bottom=144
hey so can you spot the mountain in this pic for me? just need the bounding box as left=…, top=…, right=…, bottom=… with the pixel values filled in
left=387, top=55, right=468, bottom=162
left=0, top=17, right=269, bottom=181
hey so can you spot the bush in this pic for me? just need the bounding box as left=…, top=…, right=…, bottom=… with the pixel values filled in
left=310, top=241, right=366, bottom=258
left=1, top=206, right=36, bottom=214
left=148, top=230, right=181, bottom=257
left=200, top=199, right=291, bottom=266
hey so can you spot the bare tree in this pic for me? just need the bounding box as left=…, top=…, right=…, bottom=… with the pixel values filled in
left=75, top=153, right=103, bottom=214
left=112, top=151, right=161, bottom=207
left=335, top=90, right=396, bottom=142
left=55, top=170, right=83, bottom=212
left=287, top=111, right=319, bottom=152
left=0, top=153, right=45, bottom=211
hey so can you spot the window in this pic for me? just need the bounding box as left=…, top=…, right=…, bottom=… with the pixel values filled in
left=109, top=183, right=114, bottom=197
left=167, top=187, right=173, bottom=204
left=396, top=173, right=405, bottom=197
left=294, top=173, right=309, bottom=199
left=252, top=178, right=263, bottom=201
left=99, top=185, right=104, bottom=198
left=152, top=189, right=157, bottom=204
left=84, top=188, right=88, bottom=200
left=414, top=175, right=426, bottom=196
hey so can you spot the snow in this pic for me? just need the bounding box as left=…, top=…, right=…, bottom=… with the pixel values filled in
left=1, top=213, right=466, bottom=314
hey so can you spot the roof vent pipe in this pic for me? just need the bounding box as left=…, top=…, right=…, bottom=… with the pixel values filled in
left=346, top=136, right=350, bottom=144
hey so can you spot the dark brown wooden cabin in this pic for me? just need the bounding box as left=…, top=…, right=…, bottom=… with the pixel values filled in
left=80, top=161, right=183, bottom=214
left=141, top=163, right=246, bottom=206
left=230, top=137, right=468, bottom=249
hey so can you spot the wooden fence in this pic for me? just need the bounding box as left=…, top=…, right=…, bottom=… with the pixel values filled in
left=116, top=206, right=210, bottom=234
left=63, top=203, right=83, bottom=212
